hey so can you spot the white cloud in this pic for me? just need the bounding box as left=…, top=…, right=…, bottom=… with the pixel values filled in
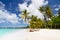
left=27, top=4, right=44, bottom=19
left=0, top=10, right=20, bottom=24
left=55, top=5, right=60, bottom=11
left=18, top=2, right=28, bottom=11
left=18, top=0, right=48, bottom=20
left=55, top=8, right=60, bottom=11
left=0, top=1, right=21, bottom=24
left=31, top=0, right=44, bottom=9
left=44, top=1, right=48, bottom=5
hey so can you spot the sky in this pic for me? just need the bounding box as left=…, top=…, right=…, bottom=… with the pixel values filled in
left=0, top=0, right=60, bottom=27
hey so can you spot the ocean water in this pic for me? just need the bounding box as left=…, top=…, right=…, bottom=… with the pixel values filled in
left=0, top=27, right=27, bottom=37
left=0, top=29, right=19, bottom=37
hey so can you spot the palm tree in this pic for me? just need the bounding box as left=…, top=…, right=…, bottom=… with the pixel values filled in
left=39, top=5, right=52, bottom=28
left=29, top=15, right=36, bottom=32
left=39, top=6, right=47, bottom=28
left=45, top=6, right=52, bottom=18
left=22, top=10, right=29, bottom=22
left=29, top=15, right=43, bottom=32
left=58, top=9, right=60, bottom=16
left=37, top=18, right=43, bottom=28
left=47, top=20, right=53, bottom=28
left=45, top=6, right=52, bottom=28
left=39, top=6, right=52, bottom=19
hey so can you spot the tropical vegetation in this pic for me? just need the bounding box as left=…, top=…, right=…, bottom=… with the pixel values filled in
left=20, top=5, right=60, bottom=32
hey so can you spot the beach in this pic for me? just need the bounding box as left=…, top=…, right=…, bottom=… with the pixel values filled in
left=0, top=29, right=60, bottom=40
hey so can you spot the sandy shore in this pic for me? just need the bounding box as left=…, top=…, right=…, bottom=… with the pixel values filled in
left=0, top=29, right=60, bottom=40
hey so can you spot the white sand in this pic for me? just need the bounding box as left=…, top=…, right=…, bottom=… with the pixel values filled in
left=0, top=29, right=60, bottom=40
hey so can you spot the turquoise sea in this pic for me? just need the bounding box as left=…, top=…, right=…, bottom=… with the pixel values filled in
left=0, top=27, right=27, bottom=37
left=0, top=29, right=17, bottom=37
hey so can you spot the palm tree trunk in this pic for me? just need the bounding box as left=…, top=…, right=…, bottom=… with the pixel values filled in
left=51, top=24, right=52, bottom=29
left=44, top=15, right=47, bottom=28
left=55, top=24, right=56, bottom=29
left=25, top=16, right=26, bottom=22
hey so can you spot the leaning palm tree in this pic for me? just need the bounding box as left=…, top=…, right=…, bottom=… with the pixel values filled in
left=39, top=6, right=46, bottom=20
left=39, top=5, right=52, bottom=28
left=21, top=10, right=29, bottom=22
left=39, top=6, right=52, bottom=19
left=39, top=6, right=47, bottom=28
left=45, top=6, right=52, bottom=18
left=45, top=6, right=53, bottom=28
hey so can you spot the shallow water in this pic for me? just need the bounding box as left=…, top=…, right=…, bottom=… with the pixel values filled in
left=0, top=29, right=20, bottom=37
